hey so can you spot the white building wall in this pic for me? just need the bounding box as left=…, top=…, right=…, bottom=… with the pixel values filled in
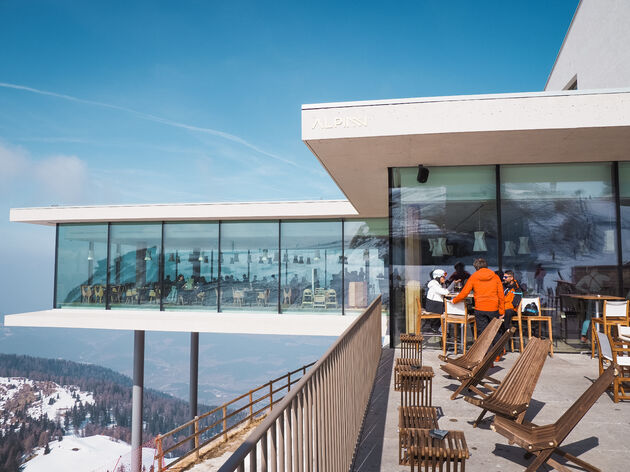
left=546, top=0, right=630, bottom=91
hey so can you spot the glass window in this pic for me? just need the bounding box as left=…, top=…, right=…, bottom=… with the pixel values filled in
left=55, top=224, right=108, bottom=308
left=390, top=166, right=497, bottom=340
left=162, top=223, right=219, bottom=311
left=344, top=219, right=389, bottom=315
left=220, top=221, right=279, bottom=312
left=108, top=223, right=162, bottom=309
left=280, top=221, right=342, bottom=314
left=501, top=163, right=618, bottom=298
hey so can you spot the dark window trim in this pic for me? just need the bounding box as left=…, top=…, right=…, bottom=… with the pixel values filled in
left=159, top=222, right=165, bottom=311
left=613, top=162, right=624, bottom=296
left=53, top=224, right=59, bottom=309
left=105, top=223, right=112, bottom=310
left=387, top=167, right=395, bottom=348
left=277, top=220, right=282, bottom=314
left=496, top=164, right=503, bottom=272
left=217, top=221, right=222, bottom=312
left=341, top=218, right=345, bottom=316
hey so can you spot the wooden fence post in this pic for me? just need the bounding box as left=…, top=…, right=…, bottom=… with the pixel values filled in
left=194, top=416, right=200, bottom=460
left=249, top=391, right=253, bottom=423
left=223, top=406, right=228, bottom=442
left=269, top=382, right=273, bottom=412
left=155, top=435, right=163, bottom=472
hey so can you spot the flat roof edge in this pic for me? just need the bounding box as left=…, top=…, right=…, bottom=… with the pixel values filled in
left=3, top=309, right=359, bottom=336
left=10, top=199, right=361, bottom=225
left=302, top=87, right=630, bottom=110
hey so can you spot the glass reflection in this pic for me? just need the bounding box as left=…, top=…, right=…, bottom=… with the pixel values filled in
left=220, top=221, right=278, bottom=312
left=281, top=221, right=342, bottom=314
left=162, top=223, right=218, bottom=311
left=108, top=223, right=161, bottom=309
left=55, top=224, right=108, bottom=308
left=344, top=219, right=389, bottom=315
left=620, top=162, right=630, bottom=297
left=502, top=163, right=619, bottom=341
left=390, top=166, right=497, bottom=340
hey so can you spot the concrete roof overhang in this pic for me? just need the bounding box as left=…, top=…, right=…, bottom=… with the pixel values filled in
left=10, top=199, right=358, bottom=226
left=3, top=309, right=361, bottom=336
left=302, top=89, right=630, bottom=218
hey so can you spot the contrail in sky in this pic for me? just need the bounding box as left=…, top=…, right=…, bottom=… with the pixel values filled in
left=0, top=81, right=302, bottom=168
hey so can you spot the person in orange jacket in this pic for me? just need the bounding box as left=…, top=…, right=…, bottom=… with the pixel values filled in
left=452, top=258, right=505, bottom=342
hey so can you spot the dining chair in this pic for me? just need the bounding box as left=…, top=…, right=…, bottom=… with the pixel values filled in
left=519, top=297, right=553, bottom=356
left=301, top=289, right=313, bottom=308
left=325, top=289, right=337, bottom=309
left=414, top=297, right=443, bottom=336
left=442, top=300, right=477, bottom=356
left=591, top=299, right=629, bottom=358
left=282, top=288, right=292, bottom=305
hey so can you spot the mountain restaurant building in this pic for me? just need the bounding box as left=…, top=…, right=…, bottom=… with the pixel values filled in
left=6, top=2, right=630, bottom=468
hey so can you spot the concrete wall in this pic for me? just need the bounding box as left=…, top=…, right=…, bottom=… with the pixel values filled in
left=546, top=0, right=630, bottom=91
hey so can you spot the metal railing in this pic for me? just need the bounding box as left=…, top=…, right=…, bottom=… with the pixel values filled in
left=155, top=361, right=315, bottom=471
left=218, top=296, right=382, bottom=472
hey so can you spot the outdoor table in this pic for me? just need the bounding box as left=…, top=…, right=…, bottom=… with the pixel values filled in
left=567, top=294, right=626, bottom=318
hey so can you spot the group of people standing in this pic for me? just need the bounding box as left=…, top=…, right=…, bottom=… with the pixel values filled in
left=424, top=259, right=523, bottom=356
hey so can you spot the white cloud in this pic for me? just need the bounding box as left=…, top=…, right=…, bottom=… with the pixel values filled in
left=0, top=141, right=29, bottom=183
left=34, top=155, right=88, bottom=203
left=0, top=141, right=89, bottom=204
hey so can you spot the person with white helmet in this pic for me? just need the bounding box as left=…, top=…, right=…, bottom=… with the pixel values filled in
left=425, top=269, right=459, bottom=332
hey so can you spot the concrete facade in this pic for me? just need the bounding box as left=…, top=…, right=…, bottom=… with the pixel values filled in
left=546, top=0, right=630, bottom=90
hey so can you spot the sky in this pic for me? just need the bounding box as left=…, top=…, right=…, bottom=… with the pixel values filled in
left=0, top=0, right=580, bottom=398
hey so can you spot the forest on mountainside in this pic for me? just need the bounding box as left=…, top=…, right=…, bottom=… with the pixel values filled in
left=0, top=354, right=224, bottom=472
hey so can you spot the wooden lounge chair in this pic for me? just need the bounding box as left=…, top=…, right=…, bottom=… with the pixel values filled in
left=441, top=325, right=515, bottom=400
left=490, top=365, right=617, bottom=472
left=594, top=330, right=630, bottom=402
left=439, top=317, right=502, bottom=368
left=465, top=337, right=550, bottom=427
left=398, top=370, right=439, bottom=465
left=394, top=333, right=424, bottom=390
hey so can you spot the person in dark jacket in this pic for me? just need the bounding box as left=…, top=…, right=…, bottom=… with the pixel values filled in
left=500, top=270, right=522, bottom=349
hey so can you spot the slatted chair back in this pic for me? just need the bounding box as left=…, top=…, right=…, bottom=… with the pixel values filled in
left=488, top=337, right=549, bottom=408
left=465, top=327, right=517, bottom=388
left=469, top=337, right=549, bottom=423
left=400, top=370, right=433, bottom=407
left=400, top=334, right=423, bottom=364
left=444, top=317, right=502, bottom=369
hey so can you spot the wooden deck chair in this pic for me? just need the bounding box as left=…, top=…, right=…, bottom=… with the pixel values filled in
left=591, top=299, right=629, bottom=358
left=439, top=317, right=502, bottom=368
left=398, top=405, right=440, bottom=465
left=398, top=369, right=437, bottom=465
left=415, top=296, right=442, bottom=336
left=394, top=333, right=424, bottom=390
left=490, top=365, right=617, bottom=472
left=594, top=330, right=630, bottom=402
left=441, top=326, right=515, bottom=400
left=465, top=337, right=550, bottom=427
left=512, top=297, right=553, bottom=356
left=442, top=300, right=477, bottom=356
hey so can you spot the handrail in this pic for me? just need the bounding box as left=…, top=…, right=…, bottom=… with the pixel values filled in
left=155, top=360, right=315, bottom=470
left=218, top=296, right=382, bottom=471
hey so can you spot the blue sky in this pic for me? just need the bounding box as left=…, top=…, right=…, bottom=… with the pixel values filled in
left=0, top=1, right=578, bottom=396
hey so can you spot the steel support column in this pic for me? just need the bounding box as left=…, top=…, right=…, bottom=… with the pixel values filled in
left=131, top=330, right=145, bottom=472
left=190, top=332, right=199, bottom=418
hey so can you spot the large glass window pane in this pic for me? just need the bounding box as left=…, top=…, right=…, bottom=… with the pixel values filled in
left=162, top=223, right=219, bottom=311
left=281, top=221, right=342, bottom=314
left=501, top=163, right=618, bottom=296
left=109, top=223, right=162, bottom=309
left=344, top=219, right=389, bottom=315
left=620, top=162, right=630, bottom=296
left=55, top=224, right=108, bottom=308
left=390, top=166, right=497, bottom=340
left=220, top=221, right=279, bottom=312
